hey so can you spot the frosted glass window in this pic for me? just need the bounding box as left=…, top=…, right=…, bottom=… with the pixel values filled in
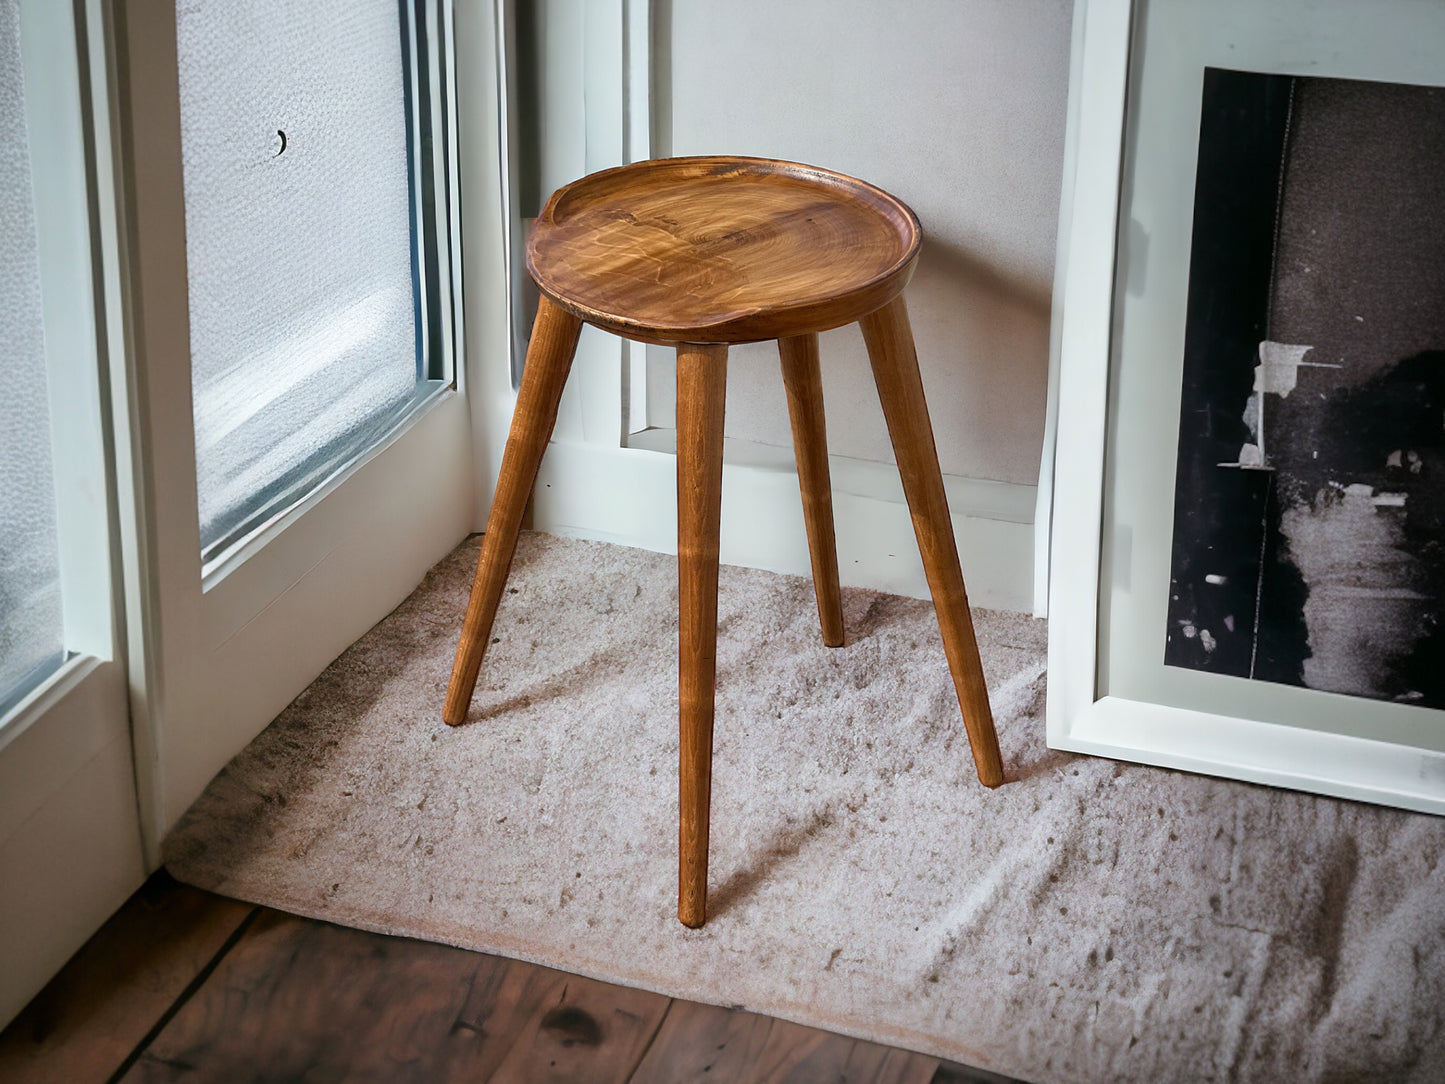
left=176, top=0, right=428, bottom=560
left=0, top=0, right=64, bottom=712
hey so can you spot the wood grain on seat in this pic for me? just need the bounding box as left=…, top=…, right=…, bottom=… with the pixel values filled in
left=527, top=156, right=921, bottom=345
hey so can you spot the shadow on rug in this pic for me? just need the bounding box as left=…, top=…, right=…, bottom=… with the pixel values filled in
left=165, top=533, right=1445, bottom=1083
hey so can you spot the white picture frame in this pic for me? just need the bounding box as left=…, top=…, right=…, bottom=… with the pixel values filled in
left=1045, top=0, right=1445, bottom=815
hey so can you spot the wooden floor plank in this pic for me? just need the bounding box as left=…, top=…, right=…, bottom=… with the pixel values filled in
left=120, top=908, right=500, bottom=1083
left=447, top=951, right=671, bottom=1082
left=844, top=1043, right=941, bottom=1084
left=841, top=1042, right=942, bottom=1084
left=629, top=999, right=775, bottom=1082
left=633, top=1000, right=939, bottom=1084
left=748, top=1018, right=940, bottom=1084
left=0, top=871, right=254, bottom=1084
left=485, top=966, right=671, bottom=1084
left=930, top=1059, right=1022, bottom=1084
left=445, top=953, right=568, bottom=1080
left=3, top=873, right=1016, bottom=1084
left=118, top=907, right=671, bottom=1084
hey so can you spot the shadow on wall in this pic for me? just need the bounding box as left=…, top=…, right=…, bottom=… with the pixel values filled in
left=643, top=236, right=1053, bottom=487
left=822, top=237, right=1052, bottom=483
left=903, top=238, right=1052, bottom=482
left=917, top=236, right=1053, bottom=321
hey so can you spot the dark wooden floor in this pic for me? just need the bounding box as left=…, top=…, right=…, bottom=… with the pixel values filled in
left=0, top=872, right=1015, bottom=1083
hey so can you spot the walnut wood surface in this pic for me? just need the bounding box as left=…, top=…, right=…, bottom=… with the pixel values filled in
left=779, top=333, right=845, bottom=647
left=0, top=873, right=253, bottom=1084
left=631, top=1001, right=942, bottom=1084
left=629, top=1001, right=775, bottom=1082
left=444, top=295, right=582, bottom=726
left=860, top=297, right=1004, bottom=788
left=528, top=156, right=921, bottom=345
left=2, top=875, right=1017, bottom=1082
left=122, top=909, right=671, bottom=1083
left=123, top=911, right=485, bottom=1082
left=482, top=962, right=670, bottom=1083
left=745, top=1018, right=939, bottom=1084
left=676, top=342, right=729, bottom=928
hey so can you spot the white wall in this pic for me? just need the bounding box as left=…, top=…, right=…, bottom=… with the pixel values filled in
left=648, top=0, right=1073, bottom=487
left=515, top=0, right=1072, bottom=612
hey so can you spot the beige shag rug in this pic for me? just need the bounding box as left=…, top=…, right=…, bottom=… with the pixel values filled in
left=164, top=533, right=1445, bottom=1083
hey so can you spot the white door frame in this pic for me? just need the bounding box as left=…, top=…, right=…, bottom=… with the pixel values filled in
left=0, top=0, right=144, bottom=1029
left=108, top=0, right=511, bottom=851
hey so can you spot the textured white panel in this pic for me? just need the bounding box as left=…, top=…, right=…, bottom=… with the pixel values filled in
left=176, top=0, right=419, bottom=548
left=0, top=0, right=64, bottom=707
left=664, top=0, right=1068, bottom=485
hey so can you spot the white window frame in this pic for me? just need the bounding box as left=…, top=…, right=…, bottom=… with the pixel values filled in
left=0, top=0, right=145, bottom=1030
left=108, top=0, right=512, bottom=851
left=3, top=0, right=517, bottom=1030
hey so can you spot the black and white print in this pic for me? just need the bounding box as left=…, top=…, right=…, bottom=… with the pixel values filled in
left=1166, top=69, right=1445, bottom=708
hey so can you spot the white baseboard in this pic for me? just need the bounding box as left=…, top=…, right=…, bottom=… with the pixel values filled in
left=532, top=431, right=1037, bottom=614
left=0, top=658, right=146, bottom=1029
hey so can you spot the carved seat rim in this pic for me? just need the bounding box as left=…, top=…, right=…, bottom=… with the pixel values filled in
left=525, top=155, right=923, bottom=346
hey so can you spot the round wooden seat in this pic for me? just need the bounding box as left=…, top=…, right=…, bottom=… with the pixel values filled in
left=527, top=156, right=922, bottom=345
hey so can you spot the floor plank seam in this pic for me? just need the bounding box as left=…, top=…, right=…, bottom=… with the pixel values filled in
left=104, top=905, right=262, bottom=1084
left=625, top=997, right=676, bottom=1082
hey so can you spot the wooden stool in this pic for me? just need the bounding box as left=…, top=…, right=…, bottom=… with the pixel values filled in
left=444, top=156, right=1003, bottom=928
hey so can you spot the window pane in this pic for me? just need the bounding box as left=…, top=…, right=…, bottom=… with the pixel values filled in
left=176, top=0, right=423, bottom=559
left=0, top=0, right=64, bottom=710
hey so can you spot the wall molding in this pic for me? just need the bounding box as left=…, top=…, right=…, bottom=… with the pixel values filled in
left=533, top=432, right=1036, bottom=614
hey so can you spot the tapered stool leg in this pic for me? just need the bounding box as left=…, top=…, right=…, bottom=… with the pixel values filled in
left=676, top=342, right=728, bottom=927
left=779, top=334, right=844, bottom=647
left=859, top=296, right=1004, bottom=787
left=442, top=296, right=583, bottom=726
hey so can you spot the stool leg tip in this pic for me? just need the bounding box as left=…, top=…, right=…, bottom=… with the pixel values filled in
left=978, top=766, right=1006, bottom=789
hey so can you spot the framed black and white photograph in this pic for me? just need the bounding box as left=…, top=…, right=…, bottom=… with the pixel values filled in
left=1046, top=0, right=1445, bottom=813
left=1169, top=67, right=1445, bottom=708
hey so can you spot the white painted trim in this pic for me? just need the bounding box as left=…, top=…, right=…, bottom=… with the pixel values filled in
left=622, top=0, right=649, bottom=433
left=541, top=0, right=651, bottom=448
left=463, top=0, right=517, bottom=517
left=1068, top=697, right=1445, bottom=816
left=197, top=391, right=464, bottom=643
left=0, top=0, right=146, bottom=1031
left=534, top=436, right=1036, bottom=613
left=565, top=1, right=631, bottom=448
left=18, top=0, right=118, bottom=663
left=110, top=0, right=491, bottom=837
left=437, top=0, right=465, bottom=381
left=0, top=656, right=144, bottom=1029
left=1047, top=0, right=1130, bottom=739
left=628, top=429, right=1035, bottom=524
left=0, top=720, right=144, bottom=1029
left=623, top=0, right=650, bottom=164
left=1033, top=0, right=1094, bottom=620
left=583, top=0, right=624, bottom=177
left=197, top=383, right=453, bottom=596
left=0, top=657, right=126, bottom=842
left=1045, top=0, right=1445, bottom=815
left=0, top=654, right=107, bottom=765
left=93, top=0, right=167, bottom=865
